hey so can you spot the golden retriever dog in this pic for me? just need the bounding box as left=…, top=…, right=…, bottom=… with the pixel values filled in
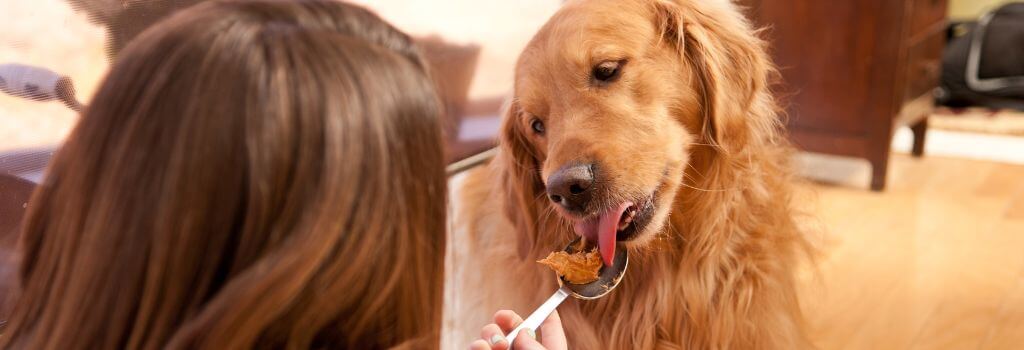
left=445, top=0, right=812, bottom=348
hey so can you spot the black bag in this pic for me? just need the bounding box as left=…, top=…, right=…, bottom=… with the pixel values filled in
left=937, top=2, right=1024, bottom=110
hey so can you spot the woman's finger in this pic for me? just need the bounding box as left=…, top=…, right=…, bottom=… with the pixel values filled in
left=468, top=339, right=491, bottom=350
left=510, top=329, right=547, bottom=350
left=479, top=323, right=510, bottom=350
left=493, top=310, right=525, bottom=333
left=537, top=310, right=568, bottom=350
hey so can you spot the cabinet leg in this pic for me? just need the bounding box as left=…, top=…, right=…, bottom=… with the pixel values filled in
left=911, top=117, right=928, bottom=157
left=869, top=153, right=890, bottom=192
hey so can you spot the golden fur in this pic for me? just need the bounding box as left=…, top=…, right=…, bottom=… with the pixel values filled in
left=444, top=0, right=813, bottom=348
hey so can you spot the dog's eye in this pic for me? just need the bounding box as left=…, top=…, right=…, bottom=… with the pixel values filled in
left=530, top=118, right=545, bottom=135
left=592, top=60, right=623, bottom=83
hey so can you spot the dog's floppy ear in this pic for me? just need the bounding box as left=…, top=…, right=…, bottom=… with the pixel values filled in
left=498, top=101, right=546, bottom=260
left=655, top=0, right=772, bottom=154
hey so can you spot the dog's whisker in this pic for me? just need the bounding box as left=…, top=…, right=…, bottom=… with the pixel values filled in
left=681, top=172, right=722, bottom=192
left=678, top=182, right=729, bottom=192
left=681, top=171, right=700, bottom=184
left=685, top=162, right=707, bottom=179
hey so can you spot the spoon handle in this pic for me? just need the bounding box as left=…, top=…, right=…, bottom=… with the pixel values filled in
left=505, top=286, right=571, bottom=347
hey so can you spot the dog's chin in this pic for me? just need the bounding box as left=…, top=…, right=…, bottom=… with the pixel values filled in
left=620, top=205, right=670, bottom=248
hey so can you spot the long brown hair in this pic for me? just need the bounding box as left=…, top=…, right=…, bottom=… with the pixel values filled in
left=1, top=1, right=446, bottom=348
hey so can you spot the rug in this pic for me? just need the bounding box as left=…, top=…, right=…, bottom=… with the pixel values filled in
left=930, top=107, right=1024, bottom=136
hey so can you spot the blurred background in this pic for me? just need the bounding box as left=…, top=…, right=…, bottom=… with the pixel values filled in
left=1, top=0, right=1022, bottom=348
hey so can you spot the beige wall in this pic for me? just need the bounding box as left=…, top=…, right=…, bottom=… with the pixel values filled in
left=353, top=0, right=561, bottom=100
left=949, top=0, right=1017, bottom=19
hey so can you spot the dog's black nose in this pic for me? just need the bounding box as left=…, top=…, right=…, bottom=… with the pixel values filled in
left=547, top=163, right=595, bottom=212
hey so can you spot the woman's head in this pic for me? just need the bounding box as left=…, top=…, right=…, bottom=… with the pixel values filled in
left=3, top=1, right=446, bottom=348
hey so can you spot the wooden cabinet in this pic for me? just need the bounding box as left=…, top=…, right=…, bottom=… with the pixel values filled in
left=740, top=0, right=948, bottom=190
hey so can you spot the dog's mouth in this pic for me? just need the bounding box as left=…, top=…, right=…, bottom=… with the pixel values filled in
left=572, top=196, right=656, bottom=266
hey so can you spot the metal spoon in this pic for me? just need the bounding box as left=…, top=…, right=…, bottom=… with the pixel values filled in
left=504, top=236, right=628, bottom=346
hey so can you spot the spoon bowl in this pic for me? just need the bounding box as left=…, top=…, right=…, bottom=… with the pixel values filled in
left=558, top=236, right=628, bottom=300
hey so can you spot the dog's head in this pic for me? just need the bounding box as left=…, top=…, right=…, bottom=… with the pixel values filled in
left=500, top=0, right=771, bottom=263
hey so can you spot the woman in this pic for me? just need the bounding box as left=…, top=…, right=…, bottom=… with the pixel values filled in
left=1, top=0, right=446, bottom=348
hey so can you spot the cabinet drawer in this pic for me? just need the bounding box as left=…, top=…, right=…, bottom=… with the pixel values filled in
left=909, top=0, right=948, bottom=36
left=903, top=31, right=944, bottom=102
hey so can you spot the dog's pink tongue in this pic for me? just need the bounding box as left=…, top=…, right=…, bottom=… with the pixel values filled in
left=574, top=202, right=634, bottom=267
left=596, top=202, right=632, bottom=266
left=573, top=219, right=599, bottom=243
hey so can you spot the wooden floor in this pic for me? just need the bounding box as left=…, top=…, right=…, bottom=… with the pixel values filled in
left=797, top=154, right=1024, bottom=349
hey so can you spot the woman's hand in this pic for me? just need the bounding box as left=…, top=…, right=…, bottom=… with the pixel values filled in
left=468, top=310, right=568, bottom=350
